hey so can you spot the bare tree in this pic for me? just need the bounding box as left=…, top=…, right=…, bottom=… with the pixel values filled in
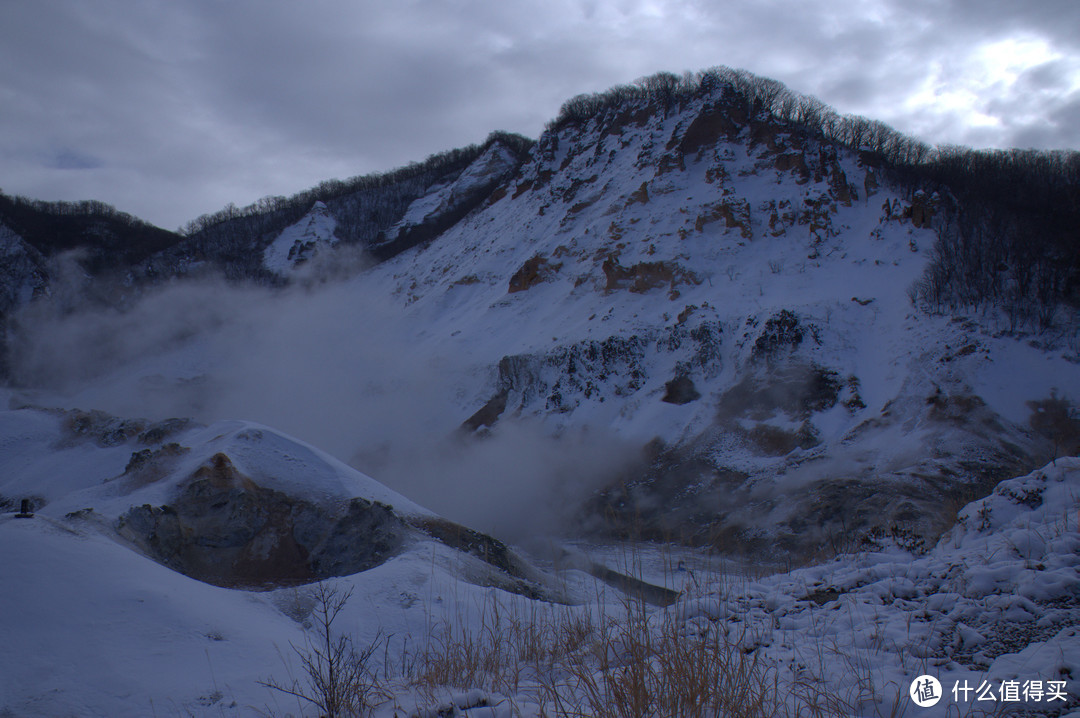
left=261, top=583, right=385, bottom=717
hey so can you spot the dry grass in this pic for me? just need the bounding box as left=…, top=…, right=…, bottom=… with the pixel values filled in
left=398, top=553, right=868, bottom=718
left=547, top=606, right=785, bottom=717
left=267, top=549, right=921, bottom=717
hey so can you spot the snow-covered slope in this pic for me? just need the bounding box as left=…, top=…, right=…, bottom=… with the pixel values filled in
left=347, top=91, right=1076, bottom=553
left=1, top=448, right=1075, bottom=716
left=383, top=143, right=520, bottom=243
left=262, top=200, right=340, bottom=275
left=675, top=457, right=1080, bottom=716
left=0, top=502, right=570, bottom=717
left=8, top=83, right=1078, bottom=556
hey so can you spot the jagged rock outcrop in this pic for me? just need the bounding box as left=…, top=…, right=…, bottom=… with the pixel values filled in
left=113, top=447, right=553, bottom=594
left=117, top=452, right=408, bottom=587
left=508, top=254, right=561, bottom=293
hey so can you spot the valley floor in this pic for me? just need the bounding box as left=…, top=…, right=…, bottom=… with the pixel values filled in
left=1, top=459, right=1078, bottom=717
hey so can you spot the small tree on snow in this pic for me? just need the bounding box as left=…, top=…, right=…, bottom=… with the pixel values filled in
left=261, top=582, right=384, bottom=717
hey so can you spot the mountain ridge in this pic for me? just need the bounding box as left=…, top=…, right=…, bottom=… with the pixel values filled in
left=1, top=68, right=1076, bottom=330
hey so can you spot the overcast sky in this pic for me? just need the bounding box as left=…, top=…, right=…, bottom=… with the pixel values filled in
left=2, top=0, right=1078, bottom=231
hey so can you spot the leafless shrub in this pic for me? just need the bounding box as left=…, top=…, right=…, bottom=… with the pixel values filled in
left=261, top=583, right=388, bottom=717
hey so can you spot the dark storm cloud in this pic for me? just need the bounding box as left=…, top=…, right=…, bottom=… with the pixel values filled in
left=0, top=0, right=1077, bottom=230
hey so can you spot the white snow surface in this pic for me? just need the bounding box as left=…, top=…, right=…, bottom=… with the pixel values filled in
left=1, top=455, right=1076, bottom=716
left=677, top=457, right=1080, bottom=716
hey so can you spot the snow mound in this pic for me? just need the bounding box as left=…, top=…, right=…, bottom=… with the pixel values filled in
left=0, top=408, right=430, bottom=519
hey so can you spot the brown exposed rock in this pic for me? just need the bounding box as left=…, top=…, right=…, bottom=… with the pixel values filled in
left=626, top=182, right=650, bottom=206
left=671, top=105, right=742, bottom=156
left=566, top=199, right=596, bottom=216
left=511, top=179, right=534, bottom=199
left=61, top=409, right=146, bottom=448
left=408, top=516, right=530, bottom=581
left=827, top=161, right=853, bottom=206
left=451, top=274, right=482, bottom=287
left=749, top=310, right=805, bottom=364
left=601, top=256, right=700, bottom=294
left=704, top=165, right=729, bottom=185
left=654, top=151, right=686, bottom=175
left=116, top=452, right=409, bottom=589
left=803, top=195, right=838, bottom=243
left=557, top=174, right=599, bottom=204
left=662, top=375, right=701, bottom=405
left=122, top=442, right=190, bottom=492
left=461, top=389, right=509, bottom=432
left=604, top=106, right=654, bottom=136
left=747, top=120, right=785, bottom=152
left=694, top=199, right=752, bottom=239
left=508, top=254, right=562, bottom=293
left=774, top=153, right=811, bottom=183
left=863, top=168, right=880, bottom=198
left=763, top=199, right=795, bottom=237
left=138, top=418, right=193, bottom=445
left=907, top=191, right=935, bottom=228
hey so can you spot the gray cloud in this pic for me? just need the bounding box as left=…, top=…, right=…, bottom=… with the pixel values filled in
left=1, top=0, right=1077, bottom=230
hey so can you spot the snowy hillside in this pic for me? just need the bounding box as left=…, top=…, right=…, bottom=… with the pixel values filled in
left=263, top=201, right=341, bottom=275
left=16, top=78, right=1069, bottom=554
left=1, top=70, right=1079, bottom=715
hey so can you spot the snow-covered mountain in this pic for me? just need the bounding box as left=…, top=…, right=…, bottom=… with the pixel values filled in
left=1, top=68, right=1078, bottom=715
left=9, top=72, right=1070, bottom=553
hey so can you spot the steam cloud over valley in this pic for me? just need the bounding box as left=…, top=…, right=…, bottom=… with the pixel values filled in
left=6, top=270, right=638, bottom=542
